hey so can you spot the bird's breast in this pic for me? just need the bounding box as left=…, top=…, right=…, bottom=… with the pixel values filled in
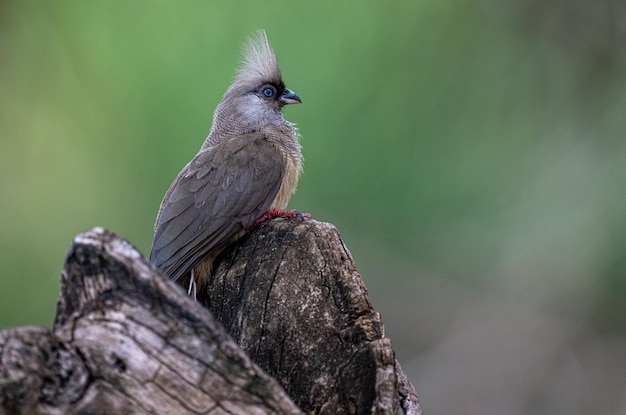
left=271, top=148, right=302, bottom=210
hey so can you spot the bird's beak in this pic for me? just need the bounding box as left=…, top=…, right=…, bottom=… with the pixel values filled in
left=279, top=88, right=302, bottom=106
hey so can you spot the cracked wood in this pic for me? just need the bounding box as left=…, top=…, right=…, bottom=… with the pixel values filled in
left=0, top=220, right=421, bottom=415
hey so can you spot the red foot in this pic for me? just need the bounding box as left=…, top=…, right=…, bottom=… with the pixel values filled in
left=251, top=208, right=311, bottom=229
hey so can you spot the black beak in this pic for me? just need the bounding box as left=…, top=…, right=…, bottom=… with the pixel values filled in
left=279, top=88, right=302, bottom=106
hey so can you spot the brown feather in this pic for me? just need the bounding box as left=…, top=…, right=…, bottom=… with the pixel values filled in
left=150, top=31, right=302, bottom=292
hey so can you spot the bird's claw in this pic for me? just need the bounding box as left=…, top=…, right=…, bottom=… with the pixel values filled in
left=250, top=208, right=312, bottom=229
left=188, top=271, right=197, bottom=299
left=288, top=209, right=312, bottom=221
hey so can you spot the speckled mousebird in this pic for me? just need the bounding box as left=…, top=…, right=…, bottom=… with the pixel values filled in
left=149, top=31, right=306, bottom=297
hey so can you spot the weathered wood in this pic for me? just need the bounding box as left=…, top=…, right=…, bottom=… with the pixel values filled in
left=204, top=219, right=421, bottom=415
left=0, top=228, right=304, bottom=415
left=0, top=220, right=421, bottom=415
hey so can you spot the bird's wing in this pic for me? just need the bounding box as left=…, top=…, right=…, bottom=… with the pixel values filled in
left=149, top=132, right=285, bottom=282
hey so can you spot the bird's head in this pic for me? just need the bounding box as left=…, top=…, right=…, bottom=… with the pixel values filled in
left=210, top=31, right=301, bottom=140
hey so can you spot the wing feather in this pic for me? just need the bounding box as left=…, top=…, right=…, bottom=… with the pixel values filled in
left=149, top=133, right=284, bottom=282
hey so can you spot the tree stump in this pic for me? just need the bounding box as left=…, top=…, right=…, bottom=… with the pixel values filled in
left=0, top=220, right=421, bottom=415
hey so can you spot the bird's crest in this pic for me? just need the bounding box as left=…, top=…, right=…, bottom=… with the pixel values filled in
left=236, top=30, right=282, bottom=85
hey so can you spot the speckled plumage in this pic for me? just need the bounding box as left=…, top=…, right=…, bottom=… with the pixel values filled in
left=150, top=31, right=302, bottom=295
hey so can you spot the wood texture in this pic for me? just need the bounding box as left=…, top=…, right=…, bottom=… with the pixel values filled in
left=203, top=219, right=421, bottom=415
left=0, top=220, right=421, bottom=415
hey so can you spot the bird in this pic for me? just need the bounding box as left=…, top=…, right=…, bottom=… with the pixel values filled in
left=149, top=31, right=306, bottom=298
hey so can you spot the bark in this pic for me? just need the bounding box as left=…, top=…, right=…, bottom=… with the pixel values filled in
left=0, top=220, right=421, bottom=415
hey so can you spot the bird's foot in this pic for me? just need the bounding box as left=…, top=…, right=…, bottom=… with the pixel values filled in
left=188, top=271, right=197, bottom=299
left=251, top=208, right=312, bottom=229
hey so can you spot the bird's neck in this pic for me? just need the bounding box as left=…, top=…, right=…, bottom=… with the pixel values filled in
left=202, top=111, right=297, bottom=150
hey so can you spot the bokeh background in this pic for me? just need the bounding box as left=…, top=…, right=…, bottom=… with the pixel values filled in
left=1, top=1, right=625, bottom=414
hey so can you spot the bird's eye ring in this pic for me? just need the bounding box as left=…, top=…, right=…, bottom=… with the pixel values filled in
left=261, top=85, right=276, bottom=98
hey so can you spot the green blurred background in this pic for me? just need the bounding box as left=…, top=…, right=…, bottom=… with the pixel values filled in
left=1, top=1, right=625, bottom=413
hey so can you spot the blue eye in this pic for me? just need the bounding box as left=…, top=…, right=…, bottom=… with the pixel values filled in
left=261, top=86, right=276, bottom=97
